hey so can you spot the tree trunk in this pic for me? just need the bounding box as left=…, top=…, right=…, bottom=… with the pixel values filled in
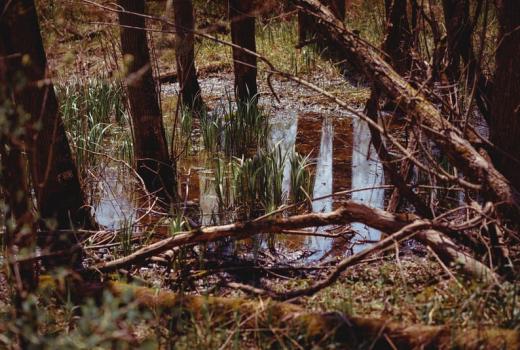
left=168, top=0, right=204, bottom=111
left=383, top=0, right=413, bottom=75
left=0, top=48, right=38, bottom=294
left=442, top=0, right=491, bottom=122
left=489, top=0, right=520, bottom=191
left=229, top=0, right=258, bottom=104
left=118, top=0, right=178, bottom=204
left=441, top=0, right=469, bottom=81
left=0, top=0, right=94, bottom=233
left=298, top=0, right=345, bottom=44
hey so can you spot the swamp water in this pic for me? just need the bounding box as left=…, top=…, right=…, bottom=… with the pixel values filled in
left=93, top=76, right=385, bottom=262
left=93, top=112, right=385, bottom=261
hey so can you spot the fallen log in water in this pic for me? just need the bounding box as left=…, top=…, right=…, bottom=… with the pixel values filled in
left=93, top=201, right=497, bottom=285
left=105, top=282, right=520, bottom=349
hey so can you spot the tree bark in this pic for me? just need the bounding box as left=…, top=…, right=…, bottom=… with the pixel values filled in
left=229, top=0, right=258, bottom=104
left=0, top=44, right=38, bottom=294
left=489, top=0, right=520, bottom=192
left=298, top=0, right=345, bottom=46
left=383, top=0, right=413, bottom=75
left=168, top=0, right=204, bottom=111
left=442, top=0, right=491, bottom=122
left=0, top=0, right=94, bottom=231
left=118, top=0, right=178, bottom=204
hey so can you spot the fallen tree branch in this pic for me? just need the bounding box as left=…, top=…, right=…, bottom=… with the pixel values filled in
left=92, top=201, right=497, bottom=287
left=272, top=221, right=497, bottom=300
left=93, top=201, right=411, bottom=272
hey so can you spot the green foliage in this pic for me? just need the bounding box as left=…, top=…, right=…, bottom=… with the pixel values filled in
left=58, top=78, right=125, bottom=129
left=116, top=217, right=135, bottom=258
left=0, top=286, right=152, bottom=349
left=57, top=79, right=133, bottom=176
left=289, top=150, right=313, bottom=205
left=231, top=146, right=286, bottom=219
left=200, top=97, right=269, bottom=157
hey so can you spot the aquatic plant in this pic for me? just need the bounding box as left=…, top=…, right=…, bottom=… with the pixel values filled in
left=289, top=150, right=314, bottom=205
left=200, top=96, right=269, bottom=157
left=231, top=145, right=286, bottom=219
left=116, top=217, right=134, bottom=258
left=57, top=78, right=129, bottom=176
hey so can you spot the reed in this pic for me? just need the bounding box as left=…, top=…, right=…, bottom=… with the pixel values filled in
left=200, top=96, right=269, bottom=157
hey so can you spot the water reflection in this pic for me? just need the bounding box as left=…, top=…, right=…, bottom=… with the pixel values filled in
left=307, top=117, right=334, bottom=258
left=268, top=112, right=298, bottom=196
left=312, top=117, right=334, bottom=213
left=94, top=167, right=136, bottom=229
left=198, top=169, right=219, bottom=226
left=350, top=117, right=385, bottom=253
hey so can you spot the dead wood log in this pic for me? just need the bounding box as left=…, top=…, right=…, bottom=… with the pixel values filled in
left=94, top=201, right=410, bottom=272
left=93, top=201, right=497, bottom=284
left=295, top=0, right=520, bottom=214
left=103, top=282, right=520, bottom=349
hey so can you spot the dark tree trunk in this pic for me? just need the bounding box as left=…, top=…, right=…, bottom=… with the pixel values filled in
left=0, top=0, right=94, bottom=231
left=0, top=48, right=38, bottom=293
left=441, top=0, right=470, bottom=81
left=118, top=0, right=178, bottom=204
left=489, top=0, right=520, bottom=191
left=229, top=0, right=258, bottom=104
left=329, top=0, right=346, bottom=20
left=442, top=0, right=491, bottom=122
left=168, top=0, right=204, bottom=111
left=383, top=0, right=413, bottom=75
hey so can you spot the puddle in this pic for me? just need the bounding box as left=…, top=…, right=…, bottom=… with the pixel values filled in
left=312, top=117, right=334, bottom=214
left=268, top=111, right=298, bottom=195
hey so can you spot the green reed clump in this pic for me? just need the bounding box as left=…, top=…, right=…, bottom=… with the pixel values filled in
left=57, top=78, right=132, bottom=175
left=114, top=217, right=135, bottom=258
left=200, top=97, right=269, bottom=156
left=74, top=122, right=112, bottom=177
left=213, top=157, right=233, bottom=210
left=231, top=146, right=286, bottom=219
left=58, top=78, right=125, bottom=131
left=289, top=150, right=313, bottom=205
